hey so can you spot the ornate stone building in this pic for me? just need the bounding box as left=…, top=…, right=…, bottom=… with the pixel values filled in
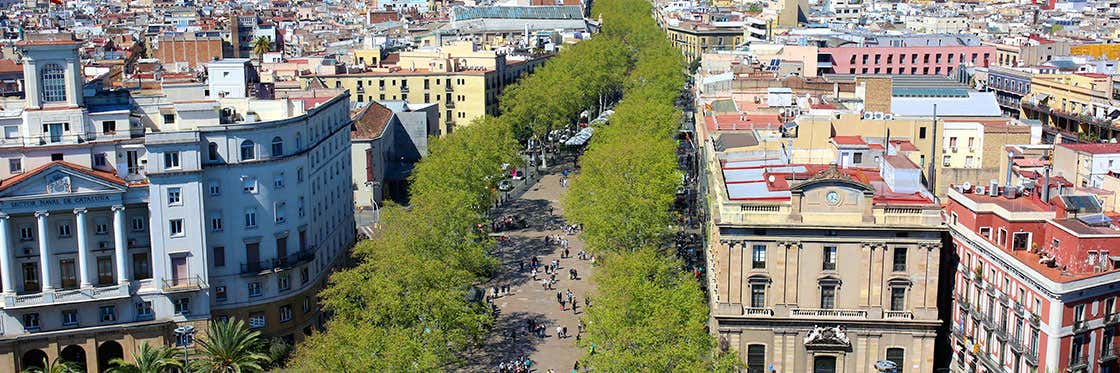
left=706, top=157, right=949, bottom=372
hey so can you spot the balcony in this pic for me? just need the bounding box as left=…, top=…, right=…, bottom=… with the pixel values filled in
left=1073, top=319, right=1089, bottom=333
left=161, top=275, right=207, bottom=293
left=1024, top=349, right=1039, bottom=366
left=790, top=308, right=868, bottom=319
left=743, top=307, right=774, bottom=317
left=1009, top=338, right=1025, bottom=354
left=1068, top=353, right=1089, bottom=372
left=1106, top=313, right=1120, bottom=326
left=1101, top=344, right=1120, bottom=363
left=884, top=311, right=914, bottom=320
left=240, top=249, right=316, bottom=275
left=2, top=284, right=130, bottom=309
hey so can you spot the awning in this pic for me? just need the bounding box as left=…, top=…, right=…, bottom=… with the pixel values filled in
left=564, top=127, right=594, bottom=146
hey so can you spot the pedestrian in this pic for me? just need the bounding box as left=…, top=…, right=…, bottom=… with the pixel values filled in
left=557, top=326, right=564, bottom=338
left=531, top=268, right=538, bottom=280
left=574, top=360, right=580, bottom=373
left=562, top=326, right=568, bottom=338
left=564, top=247, right=569, bottom=258
left=556, top=291, right=563, bottom=303
left=519, top=260, right=524, bottom=272
left=585, top=296, right=591, bottom=307
left=575, top=332, right=581, bottom=344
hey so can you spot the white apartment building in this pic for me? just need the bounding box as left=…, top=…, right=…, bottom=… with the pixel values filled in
left=0, top=35, right=354, bottom=371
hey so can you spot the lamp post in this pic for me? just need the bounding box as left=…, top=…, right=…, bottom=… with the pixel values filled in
left=175, top=325, right=196, bottom=373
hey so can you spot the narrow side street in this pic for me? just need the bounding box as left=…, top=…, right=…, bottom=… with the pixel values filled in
left=460, top=171, right=596, bottom=372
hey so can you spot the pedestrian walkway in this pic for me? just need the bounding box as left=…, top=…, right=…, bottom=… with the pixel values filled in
left=460, top=172, right=594, bottom=372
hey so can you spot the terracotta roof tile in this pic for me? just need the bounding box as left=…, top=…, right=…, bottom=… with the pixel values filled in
left=351, top=101, right=393, bottom=139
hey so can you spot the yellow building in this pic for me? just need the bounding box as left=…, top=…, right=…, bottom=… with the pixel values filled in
left=1071, top=43, right=1120, bottom=60
left=303, top=42, right=549, bottom=134
left=1023, top=73, right=1117, bottom=141
left=664, top=23, right=745, bottom=62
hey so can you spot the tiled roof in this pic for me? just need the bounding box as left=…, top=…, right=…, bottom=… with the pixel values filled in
left=1058, top=143, right=1120, bottom=155
left=351, top=101, right=393, bottom=140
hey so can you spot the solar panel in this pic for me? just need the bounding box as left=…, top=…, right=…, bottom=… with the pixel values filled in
left=1062, top=195, right=1103, bottom=214
left=1078, top=213, right=1113, bottom=227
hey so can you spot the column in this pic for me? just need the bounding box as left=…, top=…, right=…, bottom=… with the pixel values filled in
left=35, top=211, right=53, bottom=291
left=0, top=213, right=13, bottom=293
left=112, top=205, right=129, bottom=285
left=74, top=208, right=91, bottom=288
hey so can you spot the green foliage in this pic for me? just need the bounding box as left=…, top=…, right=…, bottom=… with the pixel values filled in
left=107, top=343, right=183, bottom=373
left=251, top=36, right=271, bottom=58
left=20, top=358, right=83, bottom=373
left=290, top=117, right=516, bottom=371
left=191, top=319, right=270, bottom=373
left=582, top=248, right=736, bottom=371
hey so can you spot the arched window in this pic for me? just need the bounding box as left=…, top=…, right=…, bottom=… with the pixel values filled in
left=208, top=142, right=219, bottom=161
left=240, top=140, right=255, bottom=161
left=40, top=64, right=67, bottom=102
left=271, top=137, right=284, bottom=157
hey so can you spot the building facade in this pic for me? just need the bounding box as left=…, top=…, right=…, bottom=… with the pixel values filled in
left=820, top=45, right=995, bottom=76
left=707, top=160, right=947, bottom=372
left=945, top=186, right=1120, bottom=373
left=987, top=67, right=1033, bottom=118
left=0, top=37, right=354, bottom=372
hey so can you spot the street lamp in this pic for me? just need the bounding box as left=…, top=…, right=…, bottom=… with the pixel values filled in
left=175, top=325, right=196, bottom=373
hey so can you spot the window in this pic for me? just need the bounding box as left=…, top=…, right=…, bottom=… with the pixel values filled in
left=167, top=187, right=182, bottom=205
left=100, top=119, right=115, bottom=133
left=175, top=298, right=190, bottom=315
left=100, top=305, right=117, bottom=322
left=823, top=247, right=837, bottom=270
left=57, top=222, right=71, bottom=238
left=163, top=113, right=175, bottom=124
left=853, top=152, right=863, bottom=163
left=943, top=155, right=951, bottom=167
left=746, top=344, right=765, bottom=373
left=40, top=64, right=67, bottom=102
left=213, top=246, right=225, bottom=267
left=813, top=356, right=837, bottom=373
left=164, top=151, right=180, bottom=169
left=9, top=158, right=21, bottom=173
left=303, top=296, right=312, bottom=313
left=890, top=287, right=906, bottom=311
left=208, top=181, right=221, bottom=196
left=94, top=153, right=107, bottom=167
left=95, top=222, right=108, bottom=235
left=980, top=227, right=992, bottom=239
left=168, top=219, right=184, bottom=237
left=208, top=142, right=219, bottom=161
left=301, top=267, right=310, bottom=285
left=919, top=127, right=927, bottom=139
left=1075, top=304, right=1086, bottom=325
left=271, top=137, right=284, bottom=157
left=893, top=248, right=907, bottom=272
left=752, top=245, right=766, bottom=269
left=274, top=173, right=285, bottom=189
left=244, top=208, right=257, bottom=228
left=280, top=305, right=293, bottom=322
left=62, top=310, right=78, bottom=326
left=242, top=177, right=258, bottom=193
left=249, top=313, right=266, bottom=329
left=215, top=286, right=227, bottom=302
left=23, top=313, right=40, bottom=331
left=821, top=285, right=837, bottom=309
left=248, top=281, right=262, bottom=297
left=240, top=140, right=255, bottom=161
left=297, top=167, right=304, bottom=183
left=19, top=226, right=32, bottom=241
left=278, top=273, right=291, bottom=291
left=886, top=348, right=905, bottom=371
left=135, top=301, right=153, bottom=320
left=210, top=213, right=223, bottom=232
left=274, top=202, right=286, bottom=223
left=750, top=284, right=766, bottom=308
left=131, top=217, right=145, bottom=232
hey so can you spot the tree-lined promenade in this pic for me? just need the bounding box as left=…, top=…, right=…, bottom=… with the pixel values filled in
left=287, top=0, right=739, bottom=368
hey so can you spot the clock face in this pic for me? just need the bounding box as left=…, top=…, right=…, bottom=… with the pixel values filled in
left=825, top=191, right=841, bottom=205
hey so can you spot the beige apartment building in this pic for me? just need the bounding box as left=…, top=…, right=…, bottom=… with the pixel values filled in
left=707, top=161, right=947, bottom=372
left=303, top=42, right=549, bottom=134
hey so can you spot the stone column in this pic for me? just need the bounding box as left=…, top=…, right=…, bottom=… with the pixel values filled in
left=112, top=205, right=129, bottom=285
left=74, top=208, right=91, bottom=288
left=35, top=211, right=53, bottom=291
left=0, top=213, right=13, bottom=293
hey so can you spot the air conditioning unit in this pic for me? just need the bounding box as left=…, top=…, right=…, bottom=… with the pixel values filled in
left=975, top=186, right=986, bottom=195
left=883, top=113, right=895, bottom=120
left=862, top=112, right=874, bottom=120
left=873, top=112, right=885, bottom=120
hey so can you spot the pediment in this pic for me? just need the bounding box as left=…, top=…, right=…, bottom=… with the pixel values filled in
left=0, top=163, right=126, bottom=199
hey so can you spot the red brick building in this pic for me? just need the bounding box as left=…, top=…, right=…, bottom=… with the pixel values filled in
left=151, top=36, right=226, bottom=72
left=946, top=184, right=1120, bottom=373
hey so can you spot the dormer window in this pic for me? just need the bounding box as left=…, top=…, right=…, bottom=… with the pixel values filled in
left=40, top=64, right=67, bottom=103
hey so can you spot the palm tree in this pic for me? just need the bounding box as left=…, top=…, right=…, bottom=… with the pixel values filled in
left=21, top=357, right=82, bottom=373
left=262, top=337, right=292, bottom=370
left=107, top=343, right=182, bottom=373
left=190, top=318, right=270, bottom=373
left=251, top=36, right=272, bottom=63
